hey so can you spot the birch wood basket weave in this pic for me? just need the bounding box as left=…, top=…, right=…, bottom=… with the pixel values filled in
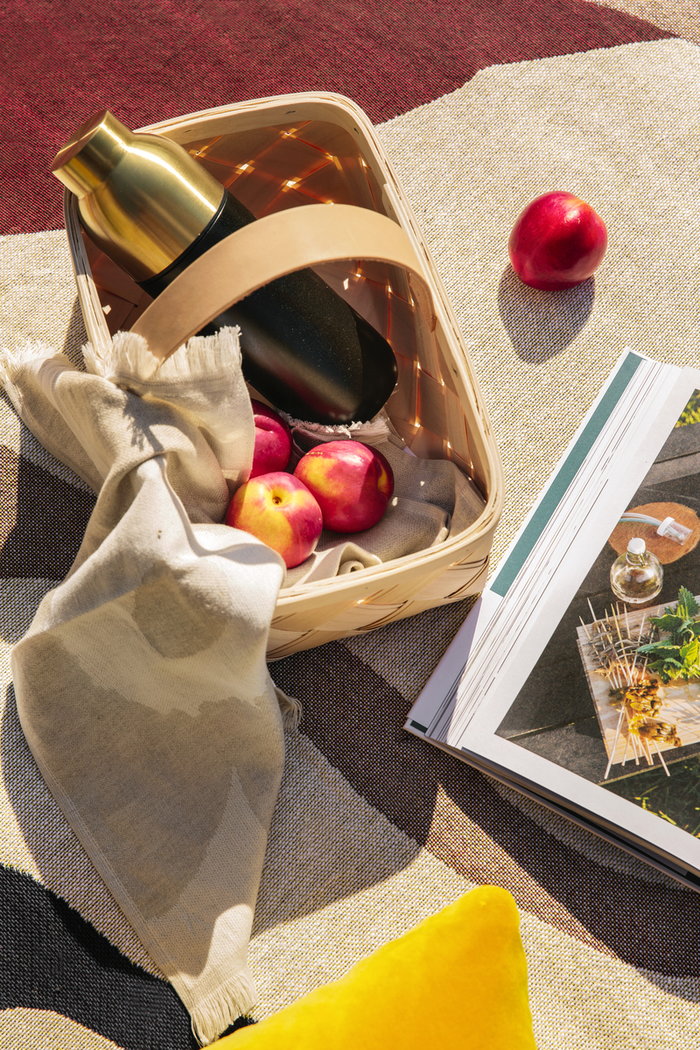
left=62, top=92, right=503, bottom=658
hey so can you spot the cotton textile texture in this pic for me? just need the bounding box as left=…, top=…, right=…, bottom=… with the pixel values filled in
left=0, top=325, right=477, bottom=1043
left=3, top=3, right=700, bottom=1049
left=0, top=329, right=291, bottom=1044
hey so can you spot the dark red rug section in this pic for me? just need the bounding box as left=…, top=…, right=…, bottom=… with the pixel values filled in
left=0, top=0, right=672, bottom=235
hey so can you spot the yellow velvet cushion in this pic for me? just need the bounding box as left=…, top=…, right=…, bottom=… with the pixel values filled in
left=212, top=885, right=537, bottom=1050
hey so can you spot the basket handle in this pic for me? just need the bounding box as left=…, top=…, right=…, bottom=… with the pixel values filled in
left=130, top=203, right=434, bottom=360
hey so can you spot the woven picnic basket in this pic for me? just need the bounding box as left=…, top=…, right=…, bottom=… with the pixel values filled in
left=61, top=92, right=503, bottom=658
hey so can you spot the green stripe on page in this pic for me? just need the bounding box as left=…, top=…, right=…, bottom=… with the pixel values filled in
left=490, top=351, right=643, bottom=598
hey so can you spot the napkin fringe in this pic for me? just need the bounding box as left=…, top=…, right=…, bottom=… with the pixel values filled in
left=284, top=407, right=393, bottom=442
left=84, top=326, right=242, bottom=386
left=190, top=971, right=257, bottom=1046
left=275, top=685, right=303, bottom=728
left=0, top=340, right=66, bottom=412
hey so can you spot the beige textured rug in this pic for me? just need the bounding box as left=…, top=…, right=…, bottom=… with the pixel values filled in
left=1, top=29, right=699, bottom=1050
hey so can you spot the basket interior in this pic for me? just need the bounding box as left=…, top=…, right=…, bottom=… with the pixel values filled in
left=79, top=111, right=492, bottom=499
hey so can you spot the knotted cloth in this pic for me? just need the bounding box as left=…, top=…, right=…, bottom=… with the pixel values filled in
left=0, top=327, right=291, bottom=1044
left=0, top=322, right=484, bottom=1043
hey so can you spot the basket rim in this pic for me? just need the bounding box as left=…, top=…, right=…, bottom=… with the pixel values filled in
left=276, top=490, right=502, bottom=603
left=135, top=90, right=380, bottom=135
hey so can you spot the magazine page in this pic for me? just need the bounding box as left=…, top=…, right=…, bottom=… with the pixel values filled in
left=407, top=350, right=700, bottom=882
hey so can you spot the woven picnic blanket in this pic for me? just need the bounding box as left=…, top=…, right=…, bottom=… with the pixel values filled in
left=1, top=2, right=699, bottom=1048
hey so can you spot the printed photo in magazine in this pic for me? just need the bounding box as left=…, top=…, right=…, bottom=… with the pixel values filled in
left=407, top=351, right=700, bottom=887
left=498, top=388, right=700, bottom=823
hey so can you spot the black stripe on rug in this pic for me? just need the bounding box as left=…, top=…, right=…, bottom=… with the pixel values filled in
left=0, top=448, right=94, bottom=580
left=0, top=862, right=199, bottom=1050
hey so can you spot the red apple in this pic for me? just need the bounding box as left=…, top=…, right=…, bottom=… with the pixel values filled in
left=250, top=399, right=293, bottom=478
left=508, top=191, right=608, bottom=290
left=293, top=439, right=394, bottom=533
left=225, top=472, right=323, bottom=568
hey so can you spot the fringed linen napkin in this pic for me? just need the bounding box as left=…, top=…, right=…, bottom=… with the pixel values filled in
left=0, top=328, right=292, bottom=1044
left=1, top=320, right=484, bottom=1043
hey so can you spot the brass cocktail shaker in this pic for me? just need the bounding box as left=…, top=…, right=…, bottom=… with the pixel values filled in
left=52, top=111, right=398, bottom=424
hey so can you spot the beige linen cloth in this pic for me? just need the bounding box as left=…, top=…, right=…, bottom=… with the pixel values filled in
left=0, top=327, right=291, bottom=1044
left=0, top=322, right=483, bottom=1043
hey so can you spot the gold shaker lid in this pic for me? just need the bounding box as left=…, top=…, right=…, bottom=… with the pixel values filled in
left=51, top=110, right=225, bottom=280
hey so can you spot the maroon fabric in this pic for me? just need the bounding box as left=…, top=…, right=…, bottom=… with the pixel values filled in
left=0, top=0, right=673, bottom=235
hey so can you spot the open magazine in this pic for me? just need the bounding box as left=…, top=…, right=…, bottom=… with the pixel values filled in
left=407, top=349, right=700, bottom=889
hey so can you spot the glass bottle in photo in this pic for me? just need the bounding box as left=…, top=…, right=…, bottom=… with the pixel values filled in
left=610, top=537, right=663, bottom=605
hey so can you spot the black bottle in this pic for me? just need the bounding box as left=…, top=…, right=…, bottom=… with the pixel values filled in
left=51, top=110, right=398, bottom=424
